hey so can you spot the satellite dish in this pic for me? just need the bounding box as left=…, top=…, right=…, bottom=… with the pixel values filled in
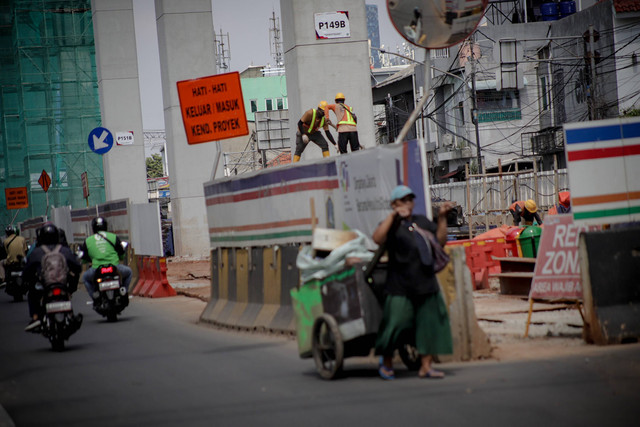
left=387, top=0, right=488, bottom=49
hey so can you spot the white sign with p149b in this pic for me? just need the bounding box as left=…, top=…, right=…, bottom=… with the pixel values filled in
left=315, top=11, right=350, bottom=39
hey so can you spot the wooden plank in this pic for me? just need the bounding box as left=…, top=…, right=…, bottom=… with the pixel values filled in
left=499, top=277, right=533, bottom=295
left=492, top=256, right=536, bottom=263
left=490, top=272, right=535, bottom=278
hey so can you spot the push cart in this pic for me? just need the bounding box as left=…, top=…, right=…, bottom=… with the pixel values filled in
left=291, top=261, right=421, bottom=379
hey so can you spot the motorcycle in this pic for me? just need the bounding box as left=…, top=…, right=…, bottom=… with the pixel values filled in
left=38, top=282, right=83, bottom=351
left=4, top=260, right=27, bottom=302
left=91, top=264, right=129, bottom=322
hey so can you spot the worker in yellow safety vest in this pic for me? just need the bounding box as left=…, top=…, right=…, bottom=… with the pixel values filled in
left=326, top=92, right=360, bottom=154
left=293, top=101, right=337, bottom=162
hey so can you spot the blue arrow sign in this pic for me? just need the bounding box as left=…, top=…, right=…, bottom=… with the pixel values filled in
left=88, top=127, right=114, bottom=155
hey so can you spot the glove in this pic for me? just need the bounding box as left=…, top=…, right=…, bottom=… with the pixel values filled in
left=302, top=134, right=310, bottom=144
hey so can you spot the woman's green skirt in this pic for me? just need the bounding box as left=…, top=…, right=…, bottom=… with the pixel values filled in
left=375, top=292, right=453, bottom=356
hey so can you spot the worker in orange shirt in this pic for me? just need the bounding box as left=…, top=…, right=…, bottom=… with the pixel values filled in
left=548, top=191, right=571, bottom=215
left=509, top=199, right=543, bottom=226
left=326, top=92, right=360, bottom=154
left=293, top=101, right=337, bottom=162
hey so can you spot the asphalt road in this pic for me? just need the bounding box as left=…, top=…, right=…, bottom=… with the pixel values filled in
left=1, top=290, right=639, bottom=427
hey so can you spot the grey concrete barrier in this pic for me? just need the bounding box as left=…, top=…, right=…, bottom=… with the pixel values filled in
left=438, top=246, right=492, bottom=362
left=200, top=245, right=299, bottom=334
left=200, top=245, right=492, bottom=361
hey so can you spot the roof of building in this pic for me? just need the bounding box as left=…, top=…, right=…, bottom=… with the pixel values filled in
left=613, top=0, right=640, bottom=13
left=373, top=64, right=416, bottom=89
left=267, top=152, right=291, bottom=167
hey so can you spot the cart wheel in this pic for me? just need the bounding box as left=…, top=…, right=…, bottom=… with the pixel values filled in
left=312, top=314, right=344, bottom=380
left=399, top=344, right=421, bottom=371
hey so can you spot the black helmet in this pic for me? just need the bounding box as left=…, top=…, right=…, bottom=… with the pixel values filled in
left=92, top=217, right=108, bottom=234
left=5, top=225, right=15, bottom=236
left=37, top=223, right=59, bottom=246
left=58, top=228, right=69, bottom=246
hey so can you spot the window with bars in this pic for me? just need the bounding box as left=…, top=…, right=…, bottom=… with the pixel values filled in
left=476, top=89, right=521, bottom=122
left=540, top=76, right=549, bottom=111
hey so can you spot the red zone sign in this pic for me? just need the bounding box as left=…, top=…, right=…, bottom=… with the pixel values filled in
left=529, top=215, right=599, bottom=300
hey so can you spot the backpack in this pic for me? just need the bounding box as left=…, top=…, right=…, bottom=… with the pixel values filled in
left=40, top=244, right=69, bottom=286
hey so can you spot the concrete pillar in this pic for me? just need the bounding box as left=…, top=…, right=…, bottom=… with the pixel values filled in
left=281, top=0, right=375, bottom=161
left=155, top=0, right=218, bottom=257
left=91, top=0, right=148, bottom=204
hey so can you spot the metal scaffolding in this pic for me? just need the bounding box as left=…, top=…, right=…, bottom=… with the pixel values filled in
left=0, top=0, right=104, bottom=226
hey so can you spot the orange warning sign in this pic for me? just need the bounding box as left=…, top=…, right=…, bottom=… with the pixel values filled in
left=177, top=72, right=249, bottom=144
left=38, top=169, right=51, bottom=192
left=5, top=187, right=29, bottom=210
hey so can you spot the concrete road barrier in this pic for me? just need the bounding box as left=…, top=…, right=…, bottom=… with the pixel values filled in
left=200, top=245, right=299, bottom=333
left=200, top=245, right=492, bottom=361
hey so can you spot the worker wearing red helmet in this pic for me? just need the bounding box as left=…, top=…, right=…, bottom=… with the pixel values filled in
left=548, top=191, right=571, bottom=215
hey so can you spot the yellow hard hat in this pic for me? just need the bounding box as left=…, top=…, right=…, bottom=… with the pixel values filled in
left=318, top=101, right=328, bottom=110
left=525, top=199, right=538, bottom=213
left=335, top=92, right=345, bottom=101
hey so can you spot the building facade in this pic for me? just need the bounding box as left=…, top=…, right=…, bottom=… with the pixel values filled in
left=424, top=0, right=638, bottom=179
left=0, top=0, right=104, bottom=226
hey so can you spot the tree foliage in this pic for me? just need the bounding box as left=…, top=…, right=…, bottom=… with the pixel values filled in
left=146, top=154, right=164, bottom=178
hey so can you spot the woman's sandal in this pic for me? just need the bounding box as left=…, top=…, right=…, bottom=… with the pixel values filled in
left=379, top=365, right=395, bottom=380
left=419, top=368, right=445, bottom=379
left=378, top=357, right=395, bottom=380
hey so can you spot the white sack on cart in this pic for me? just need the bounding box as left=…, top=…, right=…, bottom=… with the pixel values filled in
left=296, top=230, right=374, bottom=283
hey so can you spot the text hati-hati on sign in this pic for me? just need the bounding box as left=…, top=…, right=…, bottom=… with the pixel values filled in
left=177, top=72, right=249, bottom=144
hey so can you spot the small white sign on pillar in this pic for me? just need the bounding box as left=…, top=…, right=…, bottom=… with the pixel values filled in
left=315, top=11, right=350, bottom=39
left=115, top=131, right=135, bottom=146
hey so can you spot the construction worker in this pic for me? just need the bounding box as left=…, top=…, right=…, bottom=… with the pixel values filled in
left=327, top=92, right=360, bottom=154
left=548, top=191, right=571, bottom=215
left=293, top=101, right=337, bottom=162
left=509, top=199, right=543, bottom=226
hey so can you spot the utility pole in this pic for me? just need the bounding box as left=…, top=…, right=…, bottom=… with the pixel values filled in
left=470, top=40, right=482, bottom=173
left=588, top=25, right=598, bottom=120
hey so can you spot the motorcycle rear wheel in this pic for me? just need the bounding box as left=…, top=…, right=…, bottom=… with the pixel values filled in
left=50, top=337, right=65, bottom=352
left=107, top=312, right=118, bottom=323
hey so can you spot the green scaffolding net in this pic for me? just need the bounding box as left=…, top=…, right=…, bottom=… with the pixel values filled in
left=0, top=0, right=105, bottom=227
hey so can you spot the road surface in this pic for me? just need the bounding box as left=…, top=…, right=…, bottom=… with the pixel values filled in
left=1, top=290, right=639, bottom=426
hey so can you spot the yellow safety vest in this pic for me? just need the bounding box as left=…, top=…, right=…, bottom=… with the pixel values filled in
left=338, top=104, right=356, bottom=126
left=308, top=109, right=325, bottom=133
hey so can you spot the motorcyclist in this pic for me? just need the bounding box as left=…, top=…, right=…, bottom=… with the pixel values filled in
left=22, top=223, right=81, bottom=331
left=80, top=217, right=132, bottom=303
left=1, top=225, right=28, bottom=286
